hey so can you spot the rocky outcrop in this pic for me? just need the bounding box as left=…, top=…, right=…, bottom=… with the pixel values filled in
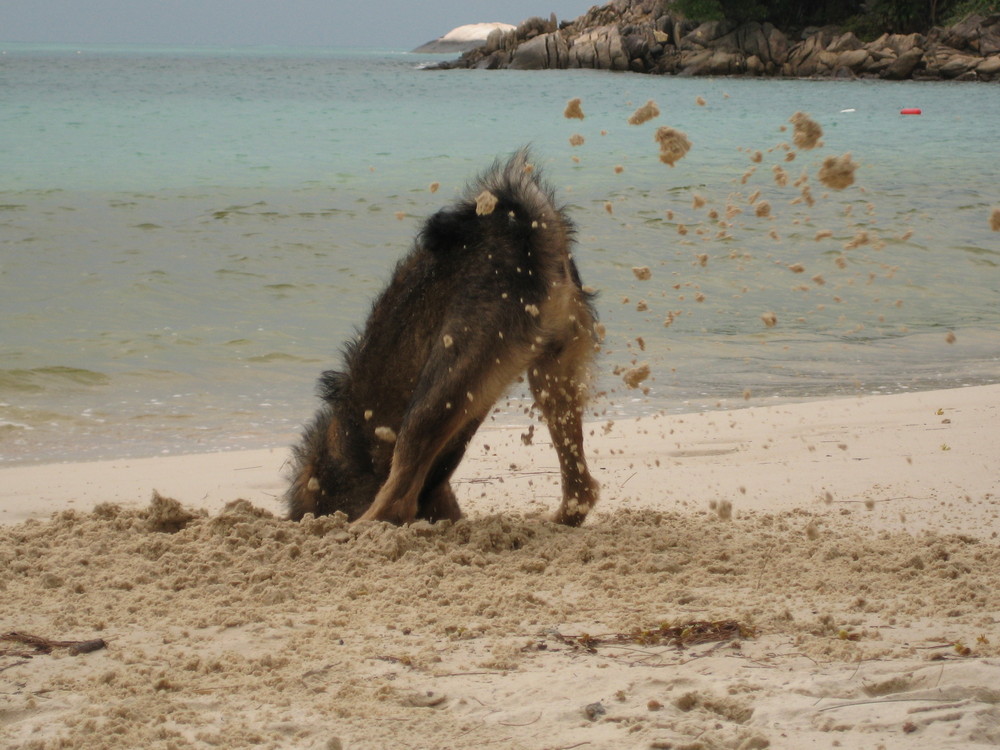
left=433, top=1, right=1000, bottom=82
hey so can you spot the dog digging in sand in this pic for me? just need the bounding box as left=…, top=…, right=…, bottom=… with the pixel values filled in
left=285, top=149, right=600, bottom=526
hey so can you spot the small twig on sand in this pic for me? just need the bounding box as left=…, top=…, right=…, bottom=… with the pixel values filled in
left=755, top=544, right=775, bottom=591
left=0, top=660, right=32, bottom=673
left=498, top=711, right=542, bottom=726
left=831, top=496, right=926, bottom=504
left=818, top=697, right=965, bottom=712
left=0, top=632, right=107, bottom=657
left=550, top=620, right=751, bottom=655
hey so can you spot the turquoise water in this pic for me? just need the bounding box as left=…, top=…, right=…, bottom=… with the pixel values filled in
left=2, top=43, right=998, bottom=463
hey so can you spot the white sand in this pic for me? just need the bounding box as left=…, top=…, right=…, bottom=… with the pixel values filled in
left=2, top=385, right=1000, bottom=749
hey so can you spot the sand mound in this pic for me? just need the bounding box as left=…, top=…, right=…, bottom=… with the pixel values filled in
left=4, top=496, right=1000, bottom=749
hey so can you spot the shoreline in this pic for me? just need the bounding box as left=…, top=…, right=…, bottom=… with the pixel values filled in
left=4, top=382, right=997, bottom=535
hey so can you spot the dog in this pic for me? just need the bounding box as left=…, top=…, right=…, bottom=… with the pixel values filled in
left=285, top=148, right=599, bottom=526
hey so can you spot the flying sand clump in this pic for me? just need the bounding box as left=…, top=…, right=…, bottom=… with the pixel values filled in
left=844, top=230, right=871, bottom=250
left=628, top=100, right=660, bottom=125
left=632, top=266, right=652, bottom=281
left=564, top=98, right=585, bottom=120
left=991, top=207, right=1000, bottom=231
left=622, top=362, right=651, bottom=389
left=655, top=127, right=691, bottom=167
left=818, top=153, right=859, bottom=190
left=789, top=111, right=823, bottom=150
left=475, top=190, right=498, bottom=216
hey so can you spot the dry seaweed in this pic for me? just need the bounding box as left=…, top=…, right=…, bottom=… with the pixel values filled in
left=1, top=631, right=107, bottom=658
left=551, top=619, right=753, bottom=654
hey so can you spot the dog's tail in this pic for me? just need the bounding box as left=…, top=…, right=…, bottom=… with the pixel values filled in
left=468, top=147, right=586, bottom=286
left=472, top=147, right=563, bottom=225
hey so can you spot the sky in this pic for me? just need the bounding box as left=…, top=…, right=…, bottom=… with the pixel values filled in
left=3, top=1, right=598, bottom=49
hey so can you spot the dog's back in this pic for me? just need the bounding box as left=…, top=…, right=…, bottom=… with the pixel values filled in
left=287, top=149, right=599, bottom=525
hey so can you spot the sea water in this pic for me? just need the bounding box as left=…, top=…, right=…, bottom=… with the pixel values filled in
left=2, top=43, right=998, bottom=464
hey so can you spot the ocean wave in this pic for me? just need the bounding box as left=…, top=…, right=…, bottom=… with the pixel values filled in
left=245, top=352, right=316, bottom=364
left=0, top=419, right=33, bottom=431
left=0, top=366, right=111, bottom=393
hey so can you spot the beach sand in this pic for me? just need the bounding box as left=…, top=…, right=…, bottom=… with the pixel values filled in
left=2, top=385, right=999, bottom=749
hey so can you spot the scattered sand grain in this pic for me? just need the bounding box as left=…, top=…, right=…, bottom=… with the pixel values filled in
left=374, top=426, right=397, bottom=443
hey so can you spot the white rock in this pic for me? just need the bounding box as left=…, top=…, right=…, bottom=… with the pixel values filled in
left=412, top=22, right=515, bottom=53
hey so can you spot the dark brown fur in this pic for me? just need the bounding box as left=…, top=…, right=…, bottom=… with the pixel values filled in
left=286, top=148, right=599, bottom=525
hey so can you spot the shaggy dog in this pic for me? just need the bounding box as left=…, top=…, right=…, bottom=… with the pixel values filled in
left=286, top=148, right=599, bottom=526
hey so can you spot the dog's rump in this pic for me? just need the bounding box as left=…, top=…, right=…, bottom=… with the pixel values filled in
left=344, top=148, right=590, bottom=424
left=286, top=148, right=598, bottom=524
left=388, top=149, right=582, bottom=319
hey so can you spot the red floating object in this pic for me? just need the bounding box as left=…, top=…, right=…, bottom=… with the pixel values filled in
left=900, top=108, right=922, bottom=115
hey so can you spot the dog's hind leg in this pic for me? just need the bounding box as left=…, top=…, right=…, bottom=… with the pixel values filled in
left=528, top=324, right=599, bottom=527
left=419, top=481, right=463, bottom=523
left=416, top=420, right=481, bottom=522
left=356, top=349, right=522, bottom=525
